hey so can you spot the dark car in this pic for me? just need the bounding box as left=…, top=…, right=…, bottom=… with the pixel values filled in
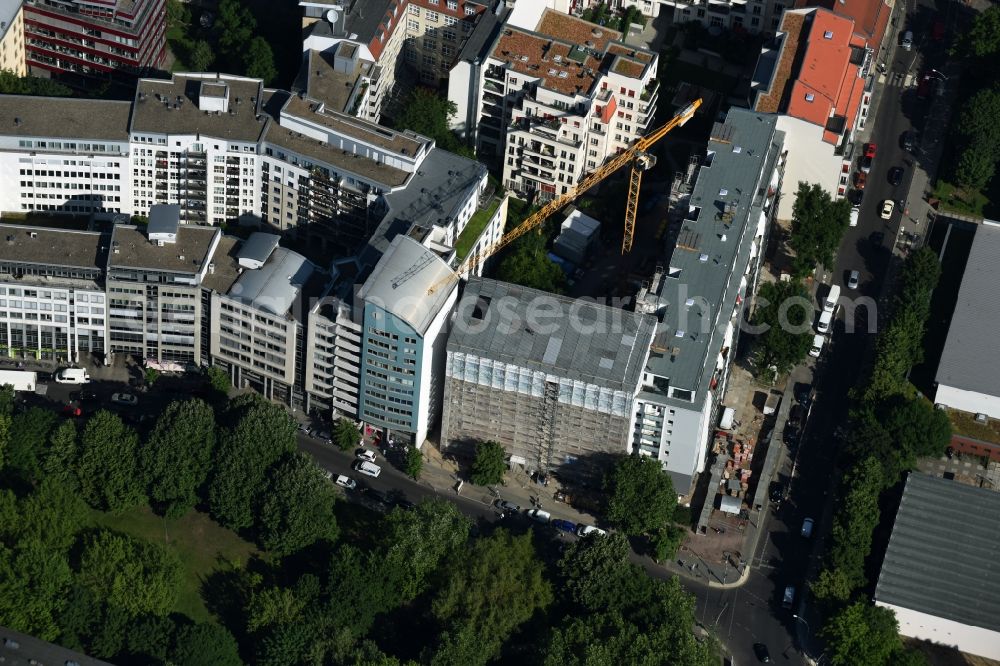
left=70, top=388, right=99, bottom=402
left=848, top=189, right=864, bottom=206
left=793, top=382, right=812, bottom=406
left=787, top=403, right=807, bottom=430
left=888, top=166, right=904, bottom=186
left=900, top=131, right=917, bottom=152
left=551, top=519, right=577, bottom=534
left=931, top=18, right=945, bottom=41
left=494, top=499, right=522, bottom=513
left=753, top=643, right=772, bottom=663
left=769, top=482, right=786, bottom=504
left=393, top=496, right=417, bottom=511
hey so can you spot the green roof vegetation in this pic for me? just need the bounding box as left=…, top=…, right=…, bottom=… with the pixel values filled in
left=455, top=196, right=502, bottom=261
left=947, top=408, right=1000, bottom=443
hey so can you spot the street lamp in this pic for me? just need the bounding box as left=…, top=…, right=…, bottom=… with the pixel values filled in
left=926, top=69, right=948, bottom=81
left=792, top=614, right=811, bottom=633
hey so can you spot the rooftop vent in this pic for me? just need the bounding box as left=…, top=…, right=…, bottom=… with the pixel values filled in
left=805, top=93, right=815, bottom=102
left=685, top=298, right=695, bottom=307
left=29, top=232, right=37, bottom=239
left=519, top=55, right=529, bottom=62
left=13, top=117, right=20, bottom=126
left=975, top=413, right=989, bottom=424
left=699, top=253, right=709, bottom=262
left=592, top=29, right=602, bottom=38
left=558, top=71, right=568, bottom=79
left=548, top=68, right=558, bottom=75
left=823, top=30, right=833, bottom=39
left=675, top=329, right=685, bottom=338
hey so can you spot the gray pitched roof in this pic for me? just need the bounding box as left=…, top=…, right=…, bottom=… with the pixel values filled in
left=449, top=278, right=657, bottom=391
left=358, top=234, right=456, bottom=335
left=935, top=221, right=1000, bottom=398
left=875, top=473, right=1000, bottom=631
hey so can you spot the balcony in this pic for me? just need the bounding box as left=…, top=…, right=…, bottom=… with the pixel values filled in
left=522, top=141, right=556, bottom=158
left=484, top=80, right=504, bottom=94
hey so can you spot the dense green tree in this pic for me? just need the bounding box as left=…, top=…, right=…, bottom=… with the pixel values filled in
left=170, top=622, right=243, bottom=666
left=847, top=398, right=950, bottom=482
left=953, top=6, right=1000, bottom=58
left=890, top=647, right=930, bottom=666
left=244, top=37, right=277, bottom=84
left=77, top=410, right=144, bottom=512
left=377, top=499, right=470, bottom=602
left=209, top=396, right=296, bottom=530
left=0, top=387, right=11, bottom=471
left=952, top=86, right=1000, bottom=191
left=789, top=182, right=851, bottom=276
left=6, top=407, right=57, bottom=481
left=558, top=532, right=650, bottom=613
left=17, top=477, right=88, bottom=551
left=54, top=583, right=103, bottom=653
left=391, top=87, right=465, bottom=153
left=126, top=614, right=176, bottom=664
left=86, top=604, right=130, bottom=659
left=78, top=530, right=182, bottom=617
left=811, top=565, right=861, bottom=605
left=470, top=440, right=506, bottom=486
left=429, top=529, right=552, bottom=666
left=42, top=419, right=77, bottom=486
left=141, top=399, right=216, bottom=518
left=206, top=365, right=231, bottom=395
left=823, top=602, right=902, bottom=666
left=0, top=70, right=72, bottom=96
left=246, top=584, right=308, bottom=634
left=345, top=640, right=403, bottom=666
left=257, top=453, right=339, bottom=555
left=404, top=445, right=423, bottom=480
left=215, top=0, right=256, bottom=58
left=256, top=621, right=315, bottom=666
left=333, top=417, right=361, bottom=451
left=189, top=40, right=214, bottom=71
left=955, top=145, right=996, bottom=191
left=895, top=247, right=941, bottom=311
left=750, top=279, right=814, bottom=382
left=651, top=523, right=686, bottom=562
left=497, top=232, right=567, bottom=294
left=604, top=454, right=676, bottom=536
left=0, top=539, right=73, bottom=640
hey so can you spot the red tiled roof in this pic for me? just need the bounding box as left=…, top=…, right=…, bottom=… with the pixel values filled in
left=795, top=0, right=891, bottom=51
left=784, top=9, right=864, bottom=145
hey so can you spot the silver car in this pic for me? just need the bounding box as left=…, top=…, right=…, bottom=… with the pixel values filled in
left=847, top=270, right=860, bottom=290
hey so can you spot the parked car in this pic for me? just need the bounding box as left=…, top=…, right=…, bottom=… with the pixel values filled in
left=847, top=270, right=860, bottom=290
left=55, top=368, right=90, bottom=384
left=863, top=142, right=877, bottom=159
left=853, top=171, right=867, bottom=189
left=355, top=449, right=377, bottom=463
left=334, top=475, right=357, bottom=490
left=70, top=388, right=98, bottom=402
left=900, top=130, right=917, bottom=152
left=61, top=403, right=83, bottom=418
left=801, top=517, right=815, bottom=538
left=880, top=199, right=895, bottom=220
left=111, top=392, right=138, bottom=406
left=353, top=460, right=381, bottom=478
left=753, top=642, right=771, bottom=663
left=794, top=382, right=812, bottom=406
left=931, top=19, right=945, bottom=41
left=527, top=508, right=551, bottom=523
left=576, top=524, right=608, bottom=537
left=393, top=496, right=417, bottom=510
left=494, top=499, right=522, bottom=513
left=860, top=155, right=873, bottom=173
left=782, top=585, right=796, bottom=609
left=849, top=206, right=859, bottom=227
left=888, top=166, right=904, bottom=186
left=901, top=30, right=913, bottom=50
left=551, top=519, right=577, bottom=534
left=849, top=188, right=864, bottom=206
left=769, top=482, right=786, bottom=504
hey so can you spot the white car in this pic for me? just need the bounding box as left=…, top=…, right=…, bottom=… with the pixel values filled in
left=526, top=508, right=551, bottom=523
left=355, top=449, right=377, bottom=463
left=576, top=524, right=608, bottom=537
left=880, top=199, right=895, bottom=220
left=110, top=392, right=138, bottom=406
left=335, top=475, right=357, bottom=490
left=849, top=206, right=859, bottom=227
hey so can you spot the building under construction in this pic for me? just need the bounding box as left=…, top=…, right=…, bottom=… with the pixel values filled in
left=440, top=278, right=657, bottom=480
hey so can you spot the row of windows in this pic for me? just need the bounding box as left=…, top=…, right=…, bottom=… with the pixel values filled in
left=19, top=169, right=121, bottom=179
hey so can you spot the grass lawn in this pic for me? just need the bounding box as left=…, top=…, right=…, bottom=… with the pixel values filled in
left=931, top=178, right=989, bottom=218
left=91, top=506, right=258, bottom=623
left=455, top=196, right=502, bottom=261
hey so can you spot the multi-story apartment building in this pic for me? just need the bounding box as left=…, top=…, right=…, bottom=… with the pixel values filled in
left=629, top=107, right=784, bottom=491
left=0, top=0, right=26, bottom=75
left=753, top=8, right=869, bottom=217
left=0, top=223, right=107, bottom=362
left=24, top=0, right=165, bottom=85
left=449, top=8, right=658, bottom=200
left=209, top=232, right=327, bottom=407
left=356, top=234, right=459, bottom=445
left=106, top=206, right=220, bottom=364
left=299, top=0, right=492, bottom=122
left=441, top=277, right=657, bottom=480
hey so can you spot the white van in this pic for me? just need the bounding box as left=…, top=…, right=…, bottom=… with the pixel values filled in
left=809, top=334, right=825, bottom=358
left=823, top=285, right=840, bottom=314
left=55, top=368, right=90, bottom=384
left=353, top=460, right=381, bottom=478
left=816, top=310, right=833, bottom=334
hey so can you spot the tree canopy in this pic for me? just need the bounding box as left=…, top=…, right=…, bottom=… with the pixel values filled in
left=497, top=232, right=567, bottom=294
left=390, top=88, right=469, bottom=155
left=822, top=602, right=902, bottom=666
left=257, top=452, right=339, bottom=555
left=470, top=440, right=507, bottom=486
left=750, top=279, right=814, bottom=382
left=0, top=70, right=73, bottom=96
left=77, top=410, right=145, bottom=512
left=604, top=454, right=676, bottom=536
left=333, top=417, right=360, bottom=451
left=141, top=399, right=216, bottom=518
left=789, top=182, right=851, bottom=276
left=77, top=530, right=182, bottom=617
left=952, top=6, right=1000, bottom=59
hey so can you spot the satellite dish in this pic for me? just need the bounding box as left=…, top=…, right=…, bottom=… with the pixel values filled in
left=326, top=8, right=340, bottom=24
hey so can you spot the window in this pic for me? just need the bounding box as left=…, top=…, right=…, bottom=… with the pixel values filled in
left=465, top=4, right=476, bottom=15
left=409, top=4, right=420, bottom=14
left=444, top=15, right=456, bottom=26
left=407, top=18, right=418, bottom=30
left=428, top=0, right=438, bottom=4
left=443, top=29, right=456, bottom=41
left=423, top=54, right=436, bottom=67
left=424, top=38, right=436, bottom=49
left=442, top=44, right=454, bottom=57
left=447, top=0, right=457, bottom=8
left=426, top=10, right=439, bottom=22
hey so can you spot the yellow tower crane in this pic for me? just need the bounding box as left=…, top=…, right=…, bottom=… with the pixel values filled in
left=428, top=98, right=702, bottom=295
